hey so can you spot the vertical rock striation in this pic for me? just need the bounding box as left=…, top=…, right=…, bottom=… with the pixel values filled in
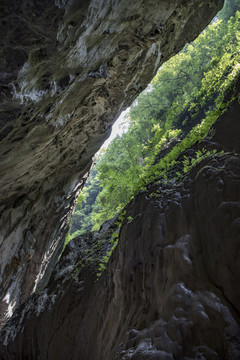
left=0, top=0, right=223, bottom=325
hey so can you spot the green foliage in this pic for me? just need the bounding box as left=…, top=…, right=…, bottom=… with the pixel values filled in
left=70, top=167, right=102, bottom=235
left=182, top=149, right=219, bottom=173
left=140, top=99, right=230, bottom=186
left=96, top=209, right=126, bottom=278
left=219, top=0, right=240, bottom=20
left=68, top=1, right=240, bottom=239
left=96, top=239, right=118, bottom=278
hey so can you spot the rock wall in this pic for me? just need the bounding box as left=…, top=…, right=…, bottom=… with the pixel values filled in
left=0, top=0, right=223, bottom=326
left=0, top=97, right=239, bottom=359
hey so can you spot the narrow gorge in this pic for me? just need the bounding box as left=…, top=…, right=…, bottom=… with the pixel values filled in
left=0, top=0, right=240, bottom=359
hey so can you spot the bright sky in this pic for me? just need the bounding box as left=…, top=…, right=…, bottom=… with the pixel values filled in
left=100, top=80, right=155, bottom=150
left=101, top=108, right=130, bottom=149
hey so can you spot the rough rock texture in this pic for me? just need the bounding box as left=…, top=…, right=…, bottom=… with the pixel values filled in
left=0, top=0, right=223, bottom=325
left=0, top=100, right=240, bottom=359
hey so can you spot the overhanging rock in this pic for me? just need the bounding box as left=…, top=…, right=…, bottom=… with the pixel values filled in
left=0, top=0, right=223, bottom=326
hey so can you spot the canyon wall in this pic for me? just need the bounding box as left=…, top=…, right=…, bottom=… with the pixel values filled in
left=0, top=96, right=239, bottom=359
left=0, top=0, right=223, bottom=326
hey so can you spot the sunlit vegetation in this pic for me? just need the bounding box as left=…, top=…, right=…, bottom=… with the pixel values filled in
left=69, top=0, right=240, bottom=238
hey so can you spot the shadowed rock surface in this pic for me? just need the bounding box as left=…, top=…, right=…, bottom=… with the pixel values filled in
left=0, top=95, right=240, bottom=359
left=0, top=0, right=223, bottom=326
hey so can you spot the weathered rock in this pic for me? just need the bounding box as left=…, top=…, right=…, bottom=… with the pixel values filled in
left=0, top=0, right=223, bottom=326
left=0, top=149, right=239, bottom=359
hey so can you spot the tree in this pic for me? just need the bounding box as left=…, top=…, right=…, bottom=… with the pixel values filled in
left=70, top=0, right=240, bottom=234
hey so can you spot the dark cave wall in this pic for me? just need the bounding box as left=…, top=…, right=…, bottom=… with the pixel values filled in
left=0, top=134, right=240, bottom=359
left=0, top=86, right=240, bottom=359
left=0, top=0, right=223, bottom=326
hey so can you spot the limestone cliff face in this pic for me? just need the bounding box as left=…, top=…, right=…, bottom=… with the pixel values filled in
left=0, top=0, right=223, bottom=325
left=0, top=98, right=240, bottom=359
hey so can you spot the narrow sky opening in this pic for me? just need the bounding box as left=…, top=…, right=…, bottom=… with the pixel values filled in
left=101, top=109, right=130, bottom=149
